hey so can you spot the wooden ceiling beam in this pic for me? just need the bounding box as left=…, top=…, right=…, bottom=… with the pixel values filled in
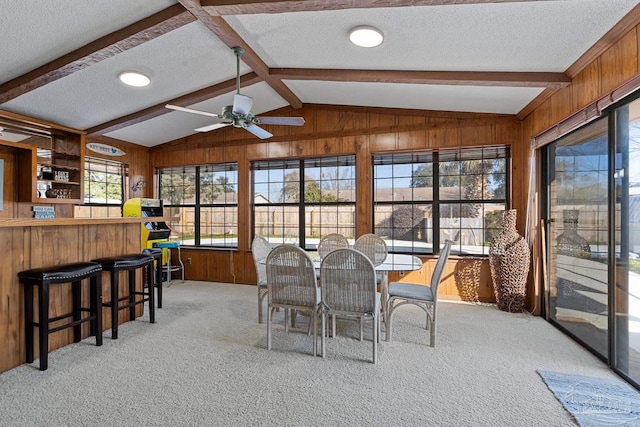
left=0, top=4, right=194, bottom=105
left=178, top=0, right=303, bottom=108
left=201, top=0, right=555, bottom=15
left=271, top=68, right=571, bottom=88
left=87, top=73, right=262, bottom=136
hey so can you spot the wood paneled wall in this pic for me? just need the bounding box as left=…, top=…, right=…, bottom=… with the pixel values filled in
left=520, top=24, right=640, bottom=313
left=86, top=136, right=153, bottom=200
left=151, top=105, right=520, bottom=302
left=0, top=222, right=142, bottom=373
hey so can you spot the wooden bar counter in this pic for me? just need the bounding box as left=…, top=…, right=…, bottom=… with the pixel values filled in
left=0, top=217, right=146, bottom=373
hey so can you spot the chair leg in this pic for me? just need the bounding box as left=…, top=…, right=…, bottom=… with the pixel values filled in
left=429, top=308, right=437, bottom=347
left=430, top=318, right=436, bottom=347
left=312, top=309, right=318, bottom=357
left=284, top=309, right=289, bottom=334
left=38, top=282, right=50, bottom=371
left=386, top=301, right=393, bottom=342
left=332, top=314, right=336, bottom=338
left=155, top=259, right=163, bottom=308
left=147, top=263, right=155, bottom=323
left=372, top=314, right=378, bottom=364
left=258, top=291, right=263, bottom=324
left=128, top=270, right=136, bottom=322
left=110, top=272, right=119, bottom=339
left=321, top=312, right=326, bottom=359
left=24, top=283, right=34, bottom=364
left=72, top=280, right=82, bottom=343
left=267, top=306, right=273, bottom=350
left=91, top=273, right=103, bottom=347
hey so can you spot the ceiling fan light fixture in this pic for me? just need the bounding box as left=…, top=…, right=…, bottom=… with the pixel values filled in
left=349, top=26, right=383, bottom=48
left=119, top=71, right=151, bottom=87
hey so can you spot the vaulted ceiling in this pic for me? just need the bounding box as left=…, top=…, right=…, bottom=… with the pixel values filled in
left=1, top=0, right=639, bottom=147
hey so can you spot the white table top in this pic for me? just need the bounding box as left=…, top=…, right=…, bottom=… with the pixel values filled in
left=376, top=253, right=423, bottom=271
left=310, top=252, right=422, bottom=272
left=262, top=250, right=423, bottom=272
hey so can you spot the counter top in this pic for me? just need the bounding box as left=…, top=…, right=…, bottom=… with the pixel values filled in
left=0, top=217, right=162, bottom=227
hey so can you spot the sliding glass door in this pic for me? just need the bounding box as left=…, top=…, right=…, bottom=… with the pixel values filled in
left=614, top=97, right=640, bottom=383
left=544, top=118, right=609, bottom=359
left=543, top=94, right=640, bottom=388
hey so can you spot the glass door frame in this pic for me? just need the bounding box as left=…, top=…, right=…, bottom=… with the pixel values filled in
left=540, top=89, right=640, bottom=390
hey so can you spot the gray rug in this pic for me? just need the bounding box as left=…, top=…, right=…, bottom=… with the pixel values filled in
left=0, top=281, right=621, bottom=426
left=538, top=370, right=640, bottom=426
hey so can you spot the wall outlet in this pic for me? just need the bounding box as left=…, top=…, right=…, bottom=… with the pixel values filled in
left=187, top=257, right=192, bottom=265
left=399, top=271, right=405, bottom=277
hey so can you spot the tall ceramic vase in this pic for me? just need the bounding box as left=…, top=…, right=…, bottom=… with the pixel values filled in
left=489, top=209, right=530, bottom=313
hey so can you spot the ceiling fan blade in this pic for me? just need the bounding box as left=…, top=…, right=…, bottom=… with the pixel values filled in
left=233, top=94, right=254, bottom=115
left=256, top=116, right=305, bottom=126
left=166, top=104, right=222, bottom=118
left=244, top=124, right=273, bottom=139
left=195, top=123, right=231, bottom=132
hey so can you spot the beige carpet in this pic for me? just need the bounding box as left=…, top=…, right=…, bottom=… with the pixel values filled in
left=0, top=281, right=618, bottom=426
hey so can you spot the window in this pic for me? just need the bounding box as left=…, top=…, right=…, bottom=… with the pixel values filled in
left=252, top=156, right=356, bottom=248
left=158, top=163, right=238, bottom=248
left=77, top=156, right=125, bottom=218
left=373, top=147, right=509, bottom=255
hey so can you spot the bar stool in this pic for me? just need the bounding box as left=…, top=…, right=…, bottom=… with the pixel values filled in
left=155, top=241, right=184, bottom=285
left=142, top=248, right=163, bottom=308
left=91, top=253, right=155, bottom=340
left=18, top=262, right=103, bottom=371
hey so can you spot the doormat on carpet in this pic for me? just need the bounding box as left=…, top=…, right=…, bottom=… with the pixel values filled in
left=538, top=370, right=640, bottom=426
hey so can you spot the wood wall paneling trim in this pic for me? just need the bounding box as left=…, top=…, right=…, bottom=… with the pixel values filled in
left=532, top=73, right=640, bottom=149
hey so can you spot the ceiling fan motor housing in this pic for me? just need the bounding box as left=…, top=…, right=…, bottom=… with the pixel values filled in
left=221, top=105, right=236, bottom=124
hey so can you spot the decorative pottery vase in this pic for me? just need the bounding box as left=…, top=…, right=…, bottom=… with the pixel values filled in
left=489, top=209, right=530, bottom=313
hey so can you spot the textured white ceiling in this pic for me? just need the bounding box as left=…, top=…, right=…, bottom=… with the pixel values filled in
left=284, top=80, right=544, bottom=114
left=0, top=0, right=176, bottom=83
left=2, top=21, right=249, bottom=130
left=0, top=0, right=639, bottom=147
left=224, top=0, right=636, bottom=72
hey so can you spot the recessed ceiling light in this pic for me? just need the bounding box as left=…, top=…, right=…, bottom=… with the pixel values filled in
left=119, top=71, right=151, bottom=87
left=349, top=26, right=384, bottom=48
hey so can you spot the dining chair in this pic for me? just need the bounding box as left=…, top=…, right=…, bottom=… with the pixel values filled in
left=317, top=233, right=350, bottom=260
left=353, top=233, right=388, bottom=337
left=265, top=244, right=321, bottom=356
left=251, top=236, right=272, bottom=323
left=353, top=233, right=387, bottom=266
left=386, top=239, right=453, bottom=347
left=320, top=248, right=380, bottom=364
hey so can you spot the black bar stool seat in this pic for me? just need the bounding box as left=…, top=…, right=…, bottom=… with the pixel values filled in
left=18, top=262, right=103, bottom=371
left=92, top=253, right=155, bottom=340
left=142, top=248, right=163, bottom=308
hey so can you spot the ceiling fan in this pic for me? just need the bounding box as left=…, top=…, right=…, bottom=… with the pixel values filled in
left=166, top=47, right=305, bottom=139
